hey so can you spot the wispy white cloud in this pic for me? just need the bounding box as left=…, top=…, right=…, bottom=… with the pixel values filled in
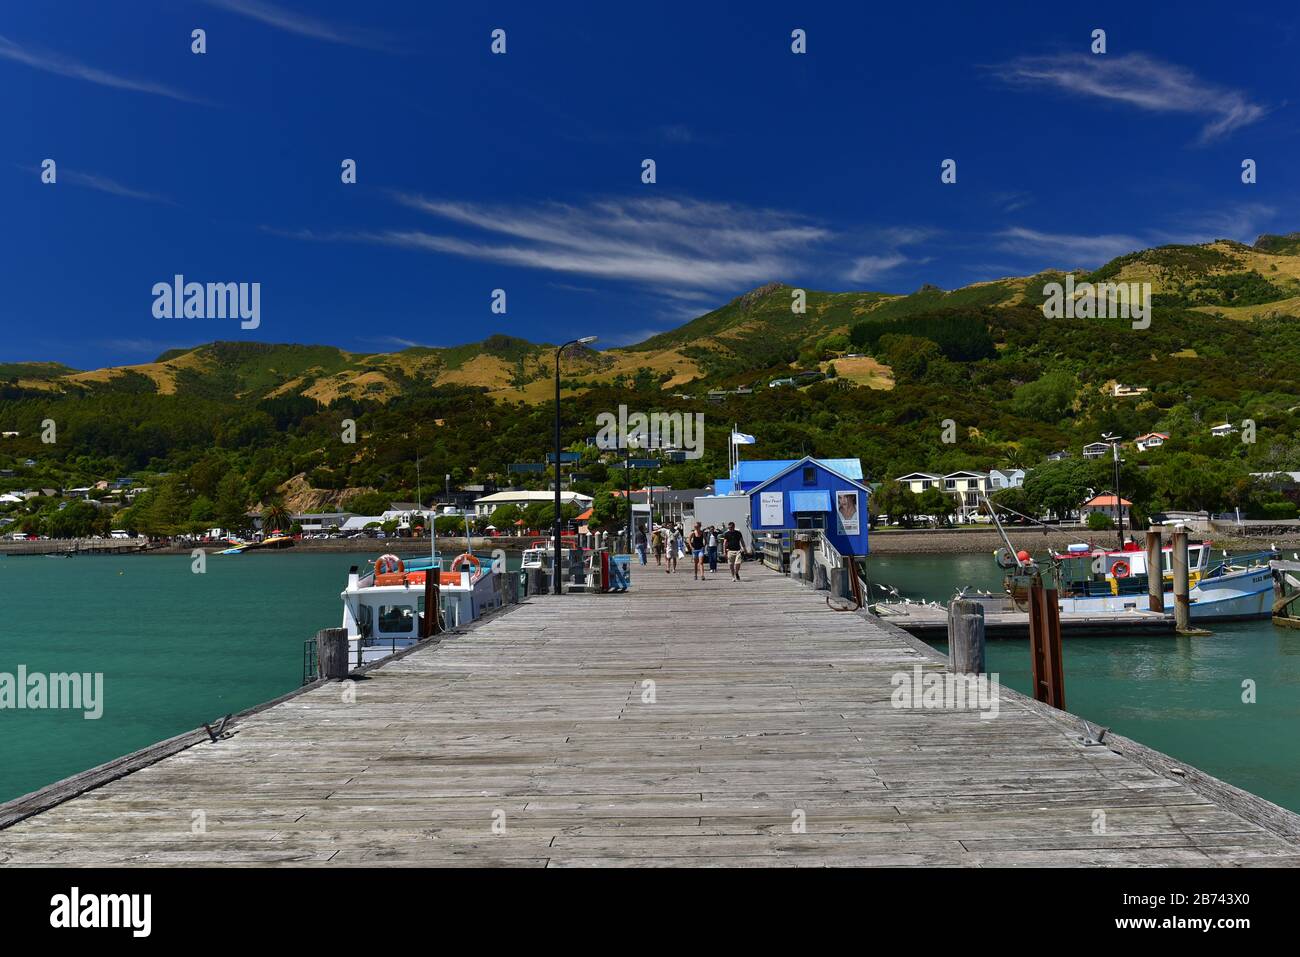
left=299, top=195, right=833, bottom=293
left=994, top=52, right=1267, bottom=143
left=0, top=32, right=206, bottom=103
left=37, top=167, right=174, bottom=205
left=997, top=227, right=1145, bottom=266
left=842, top=227, right=935, bottom=284
left=999, top=202, right=1281, bottom=270
left=846, top=254, right=910, bottom=283
left=201, top=0, right=395, bottom=51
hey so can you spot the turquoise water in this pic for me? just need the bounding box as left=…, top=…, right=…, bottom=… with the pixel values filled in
left=2, top=551, right=1299, bottom=814
left=865, top=554, right=1300, bottom=813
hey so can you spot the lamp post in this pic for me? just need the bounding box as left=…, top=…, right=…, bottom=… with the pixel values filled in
left=1102, top=432, right=1124, bottom=550
left=554, top=336, right=597, bottom=594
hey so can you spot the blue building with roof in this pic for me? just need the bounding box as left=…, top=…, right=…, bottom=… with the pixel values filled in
left=746, top=456, right=870, bottom=557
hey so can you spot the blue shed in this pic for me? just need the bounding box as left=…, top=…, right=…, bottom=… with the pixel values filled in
left=746, top=456, right=870, bottom=557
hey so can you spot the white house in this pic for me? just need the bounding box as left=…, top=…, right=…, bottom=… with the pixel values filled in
left=473, top=489, right=594, bottom=518
left=1082, top=441, right=1112, bottom=459
left=895, top=472, right=942, bottom=494
left=1209, top=422, right=1237, bottom=438
left=1134, top=432, right=1169, bottom=452
left=1112, top=383, right=1149, bottom=397
left=894, top=470, right=989, bottom=524
left=1081, top=494, right=1132, bottom=522
left=988, top=468, right=1026, bottom=490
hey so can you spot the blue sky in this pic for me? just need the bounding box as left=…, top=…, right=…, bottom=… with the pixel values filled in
left=3, top=0, right=1297, bottom=368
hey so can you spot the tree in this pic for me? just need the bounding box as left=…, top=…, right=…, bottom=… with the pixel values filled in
left=343, top=491, right=391, bottom=515
left=215, top=472, right=251, bottom=533
left=1086, top=511, right=1114, bottom=531
left=589, top=491, right=628, bottom=532
left=487, top=504, right=522, bottom=530
left=1011, top=371, right=1076, bottom=423
left=263, top=499, right=292, bottom=534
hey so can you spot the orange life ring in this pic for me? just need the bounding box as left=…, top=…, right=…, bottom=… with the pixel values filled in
left=450, top=552, right=482, bottom=574
left=1110, top=559, right=1130, bottom=579
left=375, top=553, right=404, bottom=576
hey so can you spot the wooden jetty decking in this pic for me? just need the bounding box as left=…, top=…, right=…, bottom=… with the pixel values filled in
left=3, top=565, right=1300, bottom=867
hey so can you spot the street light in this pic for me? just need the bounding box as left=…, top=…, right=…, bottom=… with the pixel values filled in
left=554, top=336, right=597, bottom=594
left=1102, top=432, right=1125, bottom=550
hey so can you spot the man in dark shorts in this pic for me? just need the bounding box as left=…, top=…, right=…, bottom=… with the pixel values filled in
left=721, top=522, right=747, bottom=581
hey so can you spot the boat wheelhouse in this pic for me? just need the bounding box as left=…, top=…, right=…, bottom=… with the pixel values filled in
left=339, top=552, right=506, bottom=665
left=520, top=537, right=575, bottom=572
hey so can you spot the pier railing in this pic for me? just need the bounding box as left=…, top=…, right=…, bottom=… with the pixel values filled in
left=756, top=530, right=865, bottom=606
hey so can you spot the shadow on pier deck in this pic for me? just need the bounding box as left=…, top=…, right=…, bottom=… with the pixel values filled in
left=3, top=565, right=1299, bottom=867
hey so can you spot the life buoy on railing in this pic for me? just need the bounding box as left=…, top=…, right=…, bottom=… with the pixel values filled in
left=450, top=552, right=482, bottom=575
left=375, top=553, right=404, bottom=576
left=1110, top=559, right=1131, bottom=579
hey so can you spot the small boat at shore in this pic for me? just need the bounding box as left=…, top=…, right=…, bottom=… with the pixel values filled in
left=520, top=537, right=574, bottom=572
left=339, top=551, right=507, bottom=665
left=219, top=535, right=295, bottom=555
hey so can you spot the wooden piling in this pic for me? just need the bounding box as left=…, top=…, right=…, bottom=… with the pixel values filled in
left=1171, top=527, right=1191, bottom=632
left=1027, top=577, right=1066, bottom=710
left=315, top=627, right=348, bottom=680
left=947, top=598, right=986, bottom=674
left=1146, top=527, right=1164, bottom=613
left=422, top=573, right=441, bottom=638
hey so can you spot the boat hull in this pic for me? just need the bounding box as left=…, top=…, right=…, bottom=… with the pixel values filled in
left=1058, top=565, right=1272, bottom=621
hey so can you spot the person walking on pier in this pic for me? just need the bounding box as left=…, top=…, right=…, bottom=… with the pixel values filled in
left=635, top=525, right=648, bottom=565
left=651, top=525, right=666, bottom=566
left=688, top=522, right=707, bottom=580
left=706, top=525, right=719, bottom=573
left=722, top=522, right=748, bottom=582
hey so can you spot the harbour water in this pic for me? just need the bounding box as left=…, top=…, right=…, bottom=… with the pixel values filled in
left=2, top=551, right=1298, bottom=814
left=866, top=553, right=1300, bottom=813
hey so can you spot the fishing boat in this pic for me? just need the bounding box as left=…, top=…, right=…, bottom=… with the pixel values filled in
left=338, top=551, right=507, bottom=665
left=1025, top=540, right=1276, bottom=621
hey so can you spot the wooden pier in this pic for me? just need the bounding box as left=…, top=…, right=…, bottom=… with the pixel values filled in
left=2, top=565, right=1299, bottom=867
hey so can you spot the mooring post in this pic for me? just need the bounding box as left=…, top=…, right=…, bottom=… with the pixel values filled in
left=316, top=627, right=348, bottom=680
left=1027, top=576, right=1066, bottom=709
left=947, top=598, right=986, bottom=674
left=1171, top=526, right=1191, bottom=632
left=1146, top=526, right=1164, bottom=613
left=422, top=572, right=441, bottom=637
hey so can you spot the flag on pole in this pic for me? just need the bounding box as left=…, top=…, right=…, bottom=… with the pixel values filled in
left=730, top=431, right=757, bottom=445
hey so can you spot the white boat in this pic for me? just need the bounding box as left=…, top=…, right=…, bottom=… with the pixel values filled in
left=1031, top=541, right=1275, bottom=622
left=520, top=538, right=574, bottom=572
left=339, top=552, right=506, bottom=665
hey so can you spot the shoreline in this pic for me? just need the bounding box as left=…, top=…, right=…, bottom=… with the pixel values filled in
left=6, top=530, right=1298, bottom=558
left=867, top=527, right=1300, bottom=555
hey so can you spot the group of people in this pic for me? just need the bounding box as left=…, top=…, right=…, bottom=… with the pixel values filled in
left=634, top=521, right=750, bottom=581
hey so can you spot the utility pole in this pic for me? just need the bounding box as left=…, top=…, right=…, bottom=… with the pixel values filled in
left=1102, top=432, right=1125, bottom=550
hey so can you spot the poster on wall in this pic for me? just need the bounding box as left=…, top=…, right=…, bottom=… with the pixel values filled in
left=836, top=491, right=860, bottom=535
left=759, top=491, right=784, bottom=526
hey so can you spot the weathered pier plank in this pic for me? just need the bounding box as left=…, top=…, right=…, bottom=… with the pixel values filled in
left=2, top=566, right=1298, bottom=867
